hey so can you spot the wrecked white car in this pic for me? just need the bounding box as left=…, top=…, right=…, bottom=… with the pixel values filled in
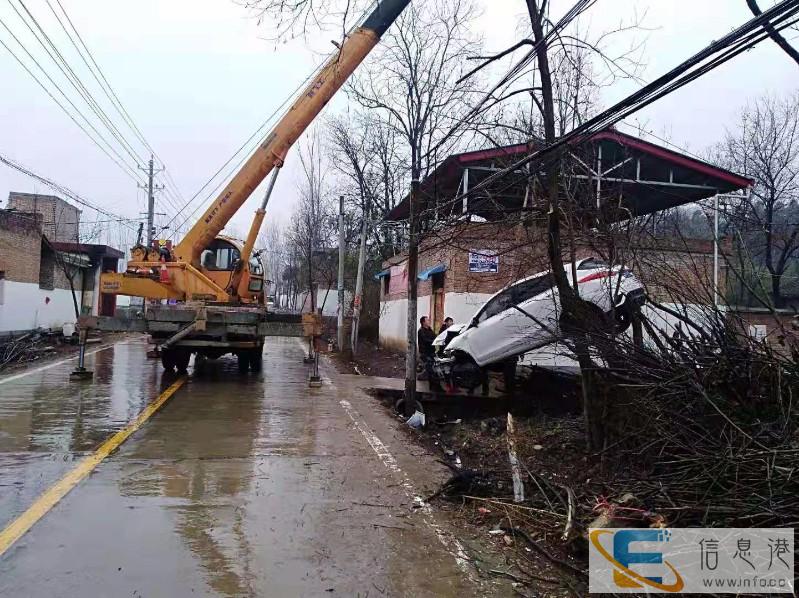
left=434, top=257, right=645, bottom=391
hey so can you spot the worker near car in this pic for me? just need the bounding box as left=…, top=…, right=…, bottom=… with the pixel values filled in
left=438, top=316, right=453, bottom=336
left=437, top=316, right=455, bottom=356
left=417, top=316, right=443, bottom=391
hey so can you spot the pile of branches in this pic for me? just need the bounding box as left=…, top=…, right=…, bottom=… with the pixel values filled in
left=0, top=331, right=53, bottom=371
left=595, top=304, right=799, bottom=528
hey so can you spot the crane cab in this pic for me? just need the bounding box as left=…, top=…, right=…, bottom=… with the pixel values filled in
left=199, top=236, right=265, bottom=304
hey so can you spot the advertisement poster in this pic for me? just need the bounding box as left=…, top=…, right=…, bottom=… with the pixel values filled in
left=468, top=249, right=499, bottom=273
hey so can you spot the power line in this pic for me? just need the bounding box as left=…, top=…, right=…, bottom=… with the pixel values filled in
left=157, top=0, right=387, bottom=241
left=46, top=0, right=189, bottom=211
left=0, top=26, right=143, bottom=184
left=8, top=0, right=190, bottom=229
left=158, top=55, right=330, bottom=239
left=0, top=151, right=139, bottom=234
left=7, top=0, right=148, bottom=170
left=3, top=0, right=185, bottom=223
left=433, top=0, right=799, bottom=216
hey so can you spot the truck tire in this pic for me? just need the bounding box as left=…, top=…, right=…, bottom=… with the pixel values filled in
left=161, top=349, right=176, bottom=371
left=237, top=352, right=250, bottom=373
left=174, top=349, right=191, bottom=374
left=249, top=349, right=263, bottom=373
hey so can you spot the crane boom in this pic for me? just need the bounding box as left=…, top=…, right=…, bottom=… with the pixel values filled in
left=174, top=0, right=411, bottom=267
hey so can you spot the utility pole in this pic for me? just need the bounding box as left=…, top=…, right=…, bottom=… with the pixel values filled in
left=351, top=215, right=368, bottom=355
left=139, top=155, right=163, bottom=246
left=404, top=179, right=420, bottom=417
left=337, top=195, right=346, bottom=352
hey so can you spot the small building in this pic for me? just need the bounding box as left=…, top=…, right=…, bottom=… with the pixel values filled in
left=7, top=192, right=80, bottom=243
left=377, top=129, right=752, bottom=351
left=0, top=206, right=123, bottom=335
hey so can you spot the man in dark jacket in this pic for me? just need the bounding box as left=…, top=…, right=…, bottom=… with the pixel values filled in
left=417, top=316, right=442, bottom=391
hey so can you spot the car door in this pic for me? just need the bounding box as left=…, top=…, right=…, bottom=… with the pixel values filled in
left=464, top=286, right=519, bottom=365
left=513, top=273, right=558, bottom=347
left=466, top=273, right=557, bottom=365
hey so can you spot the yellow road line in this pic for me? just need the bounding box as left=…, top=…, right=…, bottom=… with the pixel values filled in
left=0, top=375, right=187, bottom=557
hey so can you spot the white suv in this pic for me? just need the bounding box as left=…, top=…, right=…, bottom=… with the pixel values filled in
left=434, top=258, right=645, bottom=389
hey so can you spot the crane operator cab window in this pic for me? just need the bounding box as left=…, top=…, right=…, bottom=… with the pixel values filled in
left=201, top=239, right=240, bottom=271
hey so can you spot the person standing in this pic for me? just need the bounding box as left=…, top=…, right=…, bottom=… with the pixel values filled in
left=417, top=316, right=442, bottom=391
left=438, top=316, right=453, bottom=336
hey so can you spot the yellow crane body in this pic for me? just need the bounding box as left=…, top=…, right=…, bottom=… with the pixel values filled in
left=101, top=0, right=411, bottom=305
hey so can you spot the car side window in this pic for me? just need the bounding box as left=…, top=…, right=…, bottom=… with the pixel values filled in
left=513, top=273, right=556, bottom=304
left=477, top=288, right=515, bottom=322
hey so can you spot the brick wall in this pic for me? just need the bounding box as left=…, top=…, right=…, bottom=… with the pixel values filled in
left=732, top=309, right=798, bottom=354
left=7, top=193, right=80, bottom=243
left=0, top=210, right=42, bottom=284
left=383, top=223, right=726, bottom=306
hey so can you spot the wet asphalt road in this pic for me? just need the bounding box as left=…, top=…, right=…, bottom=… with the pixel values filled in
left=0, top=337, right=483, bottom=597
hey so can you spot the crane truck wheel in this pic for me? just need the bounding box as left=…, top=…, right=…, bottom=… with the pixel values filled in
left=174, top=349, right=191, bottom=374
left=249, top=348, right=263, bottom=373
left=237, top=352, right=250, bottom=373
left=161, top=349, right=176, bottom=371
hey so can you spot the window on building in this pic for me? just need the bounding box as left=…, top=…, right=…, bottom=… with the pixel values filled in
left=383, top=274, right=390, bottom=296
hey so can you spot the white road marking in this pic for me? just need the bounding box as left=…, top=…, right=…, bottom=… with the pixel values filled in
left=294, top=336, right=476, bottom=580
left=0, top=342, right=126, bottom=385
left=338, top=398, right=477, bottom=581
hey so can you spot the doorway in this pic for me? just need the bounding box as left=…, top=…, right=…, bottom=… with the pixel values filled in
left=431, top=272, right=445, bottom=333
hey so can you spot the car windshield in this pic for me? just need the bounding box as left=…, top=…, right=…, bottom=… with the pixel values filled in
left=513, top=273, right=555, bottom=303
left=477, top=288, right=515, bottom=322
left=475, top=272, right=556, bottom=324
left=577, top=258, right=609, bottom=270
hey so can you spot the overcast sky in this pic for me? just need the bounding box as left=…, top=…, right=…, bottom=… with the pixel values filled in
left=0, top=0, right=795, bottom=248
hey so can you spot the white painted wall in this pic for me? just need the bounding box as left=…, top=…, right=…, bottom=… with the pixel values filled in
left=379, top=293, right=488, bottom=351
left=0, top=280, right=78, bottom=334
left=438, top=292, right=494, bottom=326
left=299, top=289, right=353, bottom=318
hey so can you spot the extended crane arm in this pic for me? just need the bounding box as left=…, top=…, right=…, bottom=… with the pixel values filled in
left=174, top=0, right=412, bottom=267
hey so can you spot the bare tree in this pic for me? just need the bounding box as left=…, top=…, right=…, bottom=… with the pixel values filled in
left=257, top=221, right=287, bottom=303
left=715, top=92, right=799, bottom=308
left=346, top=0, right=482, bottom=182
left=328, top=111, right=405, bottom=257
left=287, top=128, right=337, bottom=311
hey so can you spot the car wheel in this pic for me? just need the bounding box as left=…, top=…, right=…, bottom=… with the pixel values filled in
left=394, top=398, right=424, bottom=415
left=237, top=352, right=250, bottom=373
left=612, top=304, right=633, bottom=333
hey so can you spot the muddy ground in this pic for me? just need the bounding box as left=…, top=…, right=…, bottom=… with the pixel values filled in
left=333, top=345, right=602, bottom=595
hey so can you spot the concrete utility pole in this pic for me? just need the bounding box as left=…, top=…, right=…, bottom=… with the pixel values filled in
left=139, top=156, right=163, bottom=246
left=337, top=195, right=346, bottom=351
left=404, top=179, right=420, bottom=417
left=351, top=215, right=368, bottom=355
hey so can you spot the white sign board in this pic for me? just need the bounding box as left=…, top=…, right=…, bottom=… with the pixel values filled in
left=468, top=250, right=498, bottom=273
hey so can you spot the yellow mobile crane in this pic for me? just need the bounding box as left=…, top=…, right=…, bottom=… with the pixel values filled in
left=94, top=0, right=411, bottom=373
